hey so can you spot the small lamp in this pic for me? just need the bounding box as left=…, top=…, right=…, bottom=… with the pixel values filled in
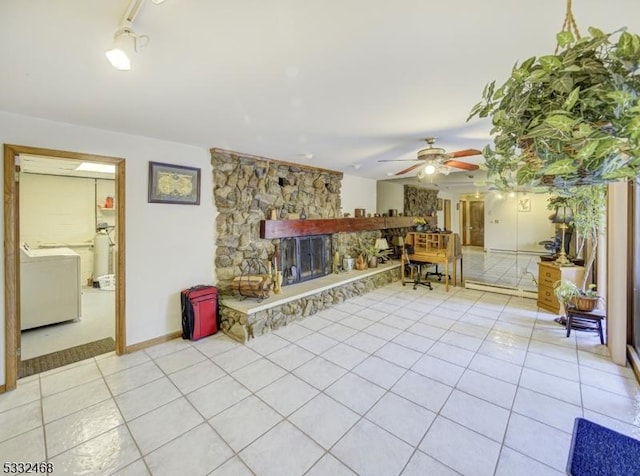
left=551, top=206, right=574, bottom=266
left=391, top=236, right=404, bottom=259
left=375, top=238, right=390, bottom=262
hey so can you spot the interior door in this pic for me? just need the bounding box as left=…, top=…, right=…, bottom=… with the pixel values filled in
left=469, top=200, right=485, bottom=247
left=444, top=199, right=451, bottom=231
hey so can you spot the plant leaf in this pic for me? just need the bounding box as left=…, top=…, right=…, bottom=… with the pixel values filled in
left=529, top=69, right=550, bottom=83
left=562, top=87, right=580, bottom=111
left=540, top=55, right=562, bottom=71
left=575, top=140, right=599, bottom=161
left=587, top=27, right=606, bottom=38
left=550, top=75, right=574, bottom=93
left=543, top=159, right=578, bottom=175
left=618, top=31, right=635, bottom=58
left=557, top=31, right=575, bottom=48
left=544, top=114, right=576, bottom=132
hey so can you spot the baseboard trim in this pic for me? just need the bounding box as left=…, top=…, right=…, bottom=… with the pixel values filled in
left=464, top=280, right=538, bottom=299
left=126, top=331, right=183, bottom=354
left=486, top=249, right=548, bottom=256
left=627, top=344, right=640, bottom=385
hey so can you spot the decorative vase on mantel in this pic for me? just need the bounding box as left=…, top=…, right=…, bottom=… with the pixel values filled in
left=355, top=255, right=367, bottom=270
left=368, top=256, right=378, bottom=268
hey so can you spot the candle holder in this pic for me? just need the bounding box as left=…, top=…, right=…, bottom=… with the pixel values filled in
left=273, top=270, right=283, bottom=294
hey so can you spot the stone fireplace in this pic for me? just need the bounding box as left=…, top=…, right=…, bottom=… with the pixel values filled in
left=211, top=148, right=343, bottom=294
left=211, top=148, right=413, bottom=341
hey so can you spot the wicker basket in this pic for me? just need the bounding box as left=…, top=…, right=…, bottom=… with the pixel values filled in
left=572, top=296, right=599, bottom=312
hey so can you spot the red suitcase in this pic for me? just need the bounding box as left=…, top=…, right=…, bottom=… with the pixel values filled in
left=181, top=285, right=218, bottom=341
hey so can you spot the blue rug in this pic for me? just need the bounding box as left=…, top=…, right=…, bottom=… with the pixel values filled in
left=567, top=418, right=640, bottom=475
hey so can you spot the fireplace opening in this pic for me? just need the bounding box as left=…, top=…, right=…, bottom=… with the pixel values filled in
left=280, top=235, right=331, bottom=285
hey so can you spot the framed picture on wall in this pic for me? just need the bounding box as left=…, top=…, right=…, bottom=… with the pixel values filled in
left=148, top=162, right=201, bottom=205
left=518, top=197, right=531, bottom=212
left=436, top=198, right=443, bottom=211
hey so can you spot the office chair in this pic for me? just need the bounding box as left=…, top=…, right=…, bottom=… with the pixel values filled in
left=403, top=245, right=433, bottom=290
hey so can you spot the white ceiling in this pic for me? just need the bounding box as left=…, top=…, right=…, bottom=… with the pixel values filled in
left=2, top=0, right=639, bottom=186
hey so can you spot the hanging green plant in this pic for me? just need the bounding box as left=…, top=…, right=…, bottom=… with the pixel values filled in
left=468, top=2, right=640, bottom=190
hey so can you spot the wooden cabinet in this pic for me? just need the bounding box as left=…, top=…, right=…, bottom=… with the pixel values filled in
left=408, top=232, right=448, bottom=254
left=537, top=261, right=584, bottom=314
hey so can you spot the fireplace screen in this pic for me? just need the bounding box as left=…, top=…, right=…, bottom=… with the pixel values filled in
left=280, top=235, right=331, bottom=285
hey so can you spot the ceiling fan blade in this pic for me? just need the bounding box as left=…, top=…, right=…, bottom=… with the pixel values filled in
left=396, top=163, right=424, bottom=175
left=449, top=148, right=482, bottom=158
left=378, top=159, right=421, bottom=163
left=442, top=159, right=480, bottom=171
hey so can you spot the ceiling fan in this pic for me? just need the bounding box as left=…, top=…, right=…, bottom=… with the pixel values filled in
left=379, top=137, right=482, bottom=176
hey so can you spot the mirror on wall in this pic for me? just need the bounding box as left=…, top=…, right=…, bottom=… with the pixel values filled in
left=377, top=175, right=556, bottom=295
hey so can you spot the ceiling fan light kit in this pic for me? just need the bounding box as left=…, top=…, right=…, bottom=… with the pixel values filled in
left=379, top=136, right=480, bottom=176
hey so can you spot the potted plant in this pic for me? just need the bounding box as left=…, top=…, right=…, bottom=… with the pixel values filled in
left=572, top=284, right=601, bottom=312
left=414, top=217, right=427, bottom=232
left=467, top=27, right=640, bottom=190
left=553, top=279, right=581, bottom=311
left=554, top=280, right=601, bottom=312
left=354, top=238, right=392, bottom=268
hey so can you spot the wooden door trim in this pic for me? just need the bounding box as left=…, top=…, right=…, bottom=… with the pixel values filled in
left=3, top=144, right=126, bottom=391
left=443, top=199, right=451, bottom=231
left=4, top=145, right=19, bottom=389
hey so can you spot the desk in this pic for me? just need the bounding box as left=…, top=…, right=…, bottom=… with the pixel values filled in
left=402, top=232, right=462, bottom=292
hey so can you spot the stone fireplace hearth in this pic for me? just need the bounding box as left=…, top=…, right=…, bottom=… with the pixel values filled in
left=220, top=263, right=401, bottom=341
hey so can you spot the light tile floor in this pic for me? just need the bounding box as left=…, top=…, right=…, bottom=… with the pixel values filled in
left=462, top=247, right=541, bottom=291
left=2, top=282, right=639, bottom=475
left=21, top=287, right=115, bottom=359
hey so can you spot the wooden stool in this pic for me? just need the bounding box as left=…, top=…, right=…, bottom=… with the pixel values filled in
left=565, top=307, right=606, bottom=344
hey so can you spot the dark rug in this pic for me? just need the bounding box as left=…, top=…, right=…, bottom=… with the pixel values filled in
left=567, top=418, right=640, bottom=475
left=20, top=337, right=115, bottom=378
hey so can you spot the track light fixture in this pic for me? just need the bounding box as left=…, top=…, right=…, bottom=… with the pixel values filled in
left=105, top=0, right=163, bottom=71
left=105, top=21, right=149, bottom=71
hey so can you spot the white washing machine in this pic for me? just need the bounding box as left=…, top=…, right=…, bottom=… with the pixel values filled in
left=20, top=244, right=82, bottom=330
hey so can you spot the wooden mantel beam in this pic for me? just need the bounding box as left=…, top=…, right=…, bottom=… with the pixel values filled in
left=260, top=216, right=431, bottom=239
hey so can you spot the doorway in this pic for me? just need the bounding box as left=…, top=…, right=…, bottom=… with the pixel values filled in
left=443, top=199, right=451, bottom=231
left=460, top=199, right=485, bottom=247
left=4, top=145, right=126, bottom=391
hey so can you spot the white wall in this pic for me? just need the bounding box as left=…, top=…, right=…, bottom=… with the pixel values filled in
left=484, top=192, right=554, bottom=252
left=0, top=111, right=215, bottom=386
left=342, top=174, right=377, bottom=216
left=20, top=174, right=116, bottom=283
